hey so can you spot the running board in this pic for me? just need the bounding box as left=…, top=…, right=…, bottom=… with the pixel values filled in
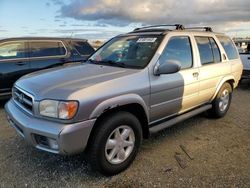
left=149, top=104, right=212, bottom=134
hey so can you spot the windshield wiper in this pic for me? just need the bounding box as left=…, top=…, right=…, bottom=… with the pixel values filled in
left=103, top=60, right=126, bottom=68
left=85, top=59, right=101, bottom=65
left=88, top=59, right=126, bottom=68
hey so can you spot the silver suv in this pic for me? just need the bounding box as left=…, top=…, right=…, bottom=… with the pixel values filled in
left=5, top=25, right=243, bottom=175
left=234, top=39, right=250, bottom=80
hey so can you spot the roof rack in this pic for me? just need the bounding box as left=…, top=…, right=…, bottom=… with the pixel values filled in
left=185, top=27, right=213, bottom=32
left=133, top=24, right=185, bottom=31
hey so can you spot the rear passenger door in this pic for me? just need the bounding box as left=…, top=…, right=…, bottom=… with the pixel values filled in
left=28, top=40, right=68, bottom=72
left=195, top=36, right=231, bottom=103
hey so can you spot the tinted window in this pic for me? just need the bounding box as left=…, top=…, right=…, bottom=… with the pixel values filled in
left=0, top=42, right=27, bottom=60
left=209, top=38, right=221, bottom=63
left=237, top=42, right=250, bottom=54
left=195, top=37, right=214, bottom=65
left=72, top=41, right=95, bottom=55
left=217, top=36, right=238, bottom=60
left=247, top=44, right=250, bottom=54
left=159, top=36, right=193, bottom=69
left=29, top=41, right=66, bottom=58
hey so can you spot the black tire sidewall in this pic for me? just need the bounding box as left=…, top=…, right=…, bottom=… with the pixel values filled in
left=89, top=111, right=142, bottom=176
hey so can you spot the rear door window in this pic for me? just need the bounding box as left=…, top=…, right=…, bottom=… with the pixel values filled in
left=195, top=37, right=214, bottom=65
left=29, top=41, right=66, bottom=58
left=72, top=41, right=95, bottom=56
left=216, top=36, right=239, bottom=60
left=209, top=38, right=221, bottom=63
left=0, top=42, right=27, bottom=60
left=195, top=36, right=221, bottom=65
left=159, top=36, right=193, bottom=69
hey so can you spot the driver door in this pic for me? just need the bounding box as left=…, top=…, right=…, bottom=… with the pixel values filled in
left=149, top=35, right=200, bottom=123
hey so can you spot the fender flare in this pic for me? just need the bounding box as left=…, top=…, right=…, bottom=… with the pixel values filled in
left=89, top=93, right=149, bottom=122
left=211, top=75, right=235, bottom=101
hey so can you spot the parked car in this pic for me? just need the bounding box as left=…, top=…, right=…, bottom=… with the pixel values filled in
left=5, top=25, right=242, bottom=176
left=234, top=39, right=250, bottom=80
left=0, top=37, right=95, bottom=99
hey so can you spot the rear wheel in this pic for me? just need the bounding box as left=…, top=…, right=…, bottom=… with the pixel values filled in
left=207, top=82, right=232, bottom=118
left=87, top=111, right=142, bottom=176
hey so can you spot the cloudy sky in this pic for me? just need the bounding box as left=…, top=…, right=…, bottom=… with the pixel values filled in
left=0, top=0, right=250, bottom=40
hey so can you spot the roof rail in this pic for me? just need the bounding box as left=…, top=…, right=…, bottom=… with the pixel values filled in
left=133, top=24, right=185, bottom=31
left=185, top=27, right=213, bottom=32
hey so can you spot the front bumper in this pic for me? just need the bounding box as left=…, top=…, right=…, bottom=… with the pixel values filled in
left=5, top=99, right=96, bottom=155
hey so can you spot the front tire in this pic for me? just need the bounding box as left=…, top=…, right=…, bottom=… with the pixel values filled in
left=207, top=82, right=232, bottom=118
left=87, top=111, right=142, bottom=176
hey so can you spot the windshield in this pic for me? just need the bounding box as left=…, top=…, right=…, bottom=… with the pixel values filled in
left=88, top=35, right=163, bottom=69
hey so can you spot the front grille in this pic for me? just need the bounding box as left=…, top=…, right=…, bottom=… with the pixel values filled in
left=13, top=87, right=33, bottom=114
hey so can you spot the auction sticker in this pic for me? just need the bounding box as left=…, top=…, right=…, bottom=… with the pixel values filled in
left=137, top=38, right=157, bottom=43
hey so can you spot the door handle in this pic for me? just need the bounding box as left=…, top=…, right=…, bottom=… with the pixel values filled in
left=193, top=72, right=199, bottom=77
left=16, top=62, right=26, bottom=66
left=248, top=57, right=250, bottom=60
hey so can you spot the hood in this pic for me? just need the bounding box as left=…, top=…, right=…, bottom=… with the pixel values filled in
left=16, top=63, right=139, bottom=100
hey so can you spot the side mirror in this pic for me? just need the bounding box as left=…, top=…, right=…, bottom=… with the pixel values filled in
left=154, top=60, right=181, bottom=75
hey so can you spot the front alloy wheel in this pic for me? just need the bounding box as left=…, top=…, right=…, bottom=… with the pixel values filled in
left=105, top=125, right=135, bottom=164
left=87, top=111, right=142, bottom=176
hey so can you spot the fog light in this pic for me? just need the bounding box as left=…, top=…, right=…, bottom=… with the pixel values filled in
left=47, top=138, right=59, bottom=150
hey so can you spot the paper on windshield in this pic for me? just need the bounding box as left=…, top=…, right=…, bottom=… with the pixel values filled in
left=137, top=38, right=157, bottom=43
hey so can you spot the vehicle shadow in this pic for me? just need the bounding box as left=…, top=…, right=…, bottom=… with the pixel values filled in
left=238, top=79, right=250, bottom=90
left=0, top=99, right=8, bottom=108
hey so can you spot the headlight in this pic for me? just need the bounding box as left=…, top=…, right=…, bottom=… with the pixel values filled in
left=39, top=100, right=78, bottom=119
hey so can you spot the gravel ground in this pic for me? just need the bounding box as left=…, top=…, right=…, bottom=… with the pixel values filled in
left=0, top=81, right=250, bottom=188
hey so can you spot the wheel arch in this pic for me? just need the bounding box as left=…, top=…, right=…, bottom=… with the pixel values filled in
left=211, top=76, right=235, bottom=101
left=88, top=94, right=150, bottom=140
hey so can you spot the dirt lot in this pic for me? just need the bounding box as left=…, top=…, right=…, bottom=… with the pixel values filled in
left=0, top=81, right=250, bottom=188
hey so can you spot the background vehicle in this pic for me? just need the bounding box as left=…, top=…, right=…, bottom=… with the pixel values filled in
left=234, top=39, right=250, bottom=79
left=0, top=37, right=95, bottom=98
left=5, top=25, right=242, bottom=176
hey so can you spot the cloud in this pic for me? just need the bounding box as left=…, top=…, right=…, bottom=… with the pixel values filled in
left=58, top=0, right=250, bottom=31
left=70, top=24, right=89, bottom=27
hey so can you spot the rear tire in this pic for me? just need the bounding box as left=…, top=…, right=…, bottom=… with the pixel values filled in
left=207, top=82, right=232, bottom=118
left=87, top=111, right=142, bottom=176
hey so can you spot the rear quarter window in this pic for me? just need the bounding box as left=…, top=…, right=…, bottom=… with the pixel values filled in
left=72, top=41, right=95, bottom=56
left=216, top=36, right=239, bottom=60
